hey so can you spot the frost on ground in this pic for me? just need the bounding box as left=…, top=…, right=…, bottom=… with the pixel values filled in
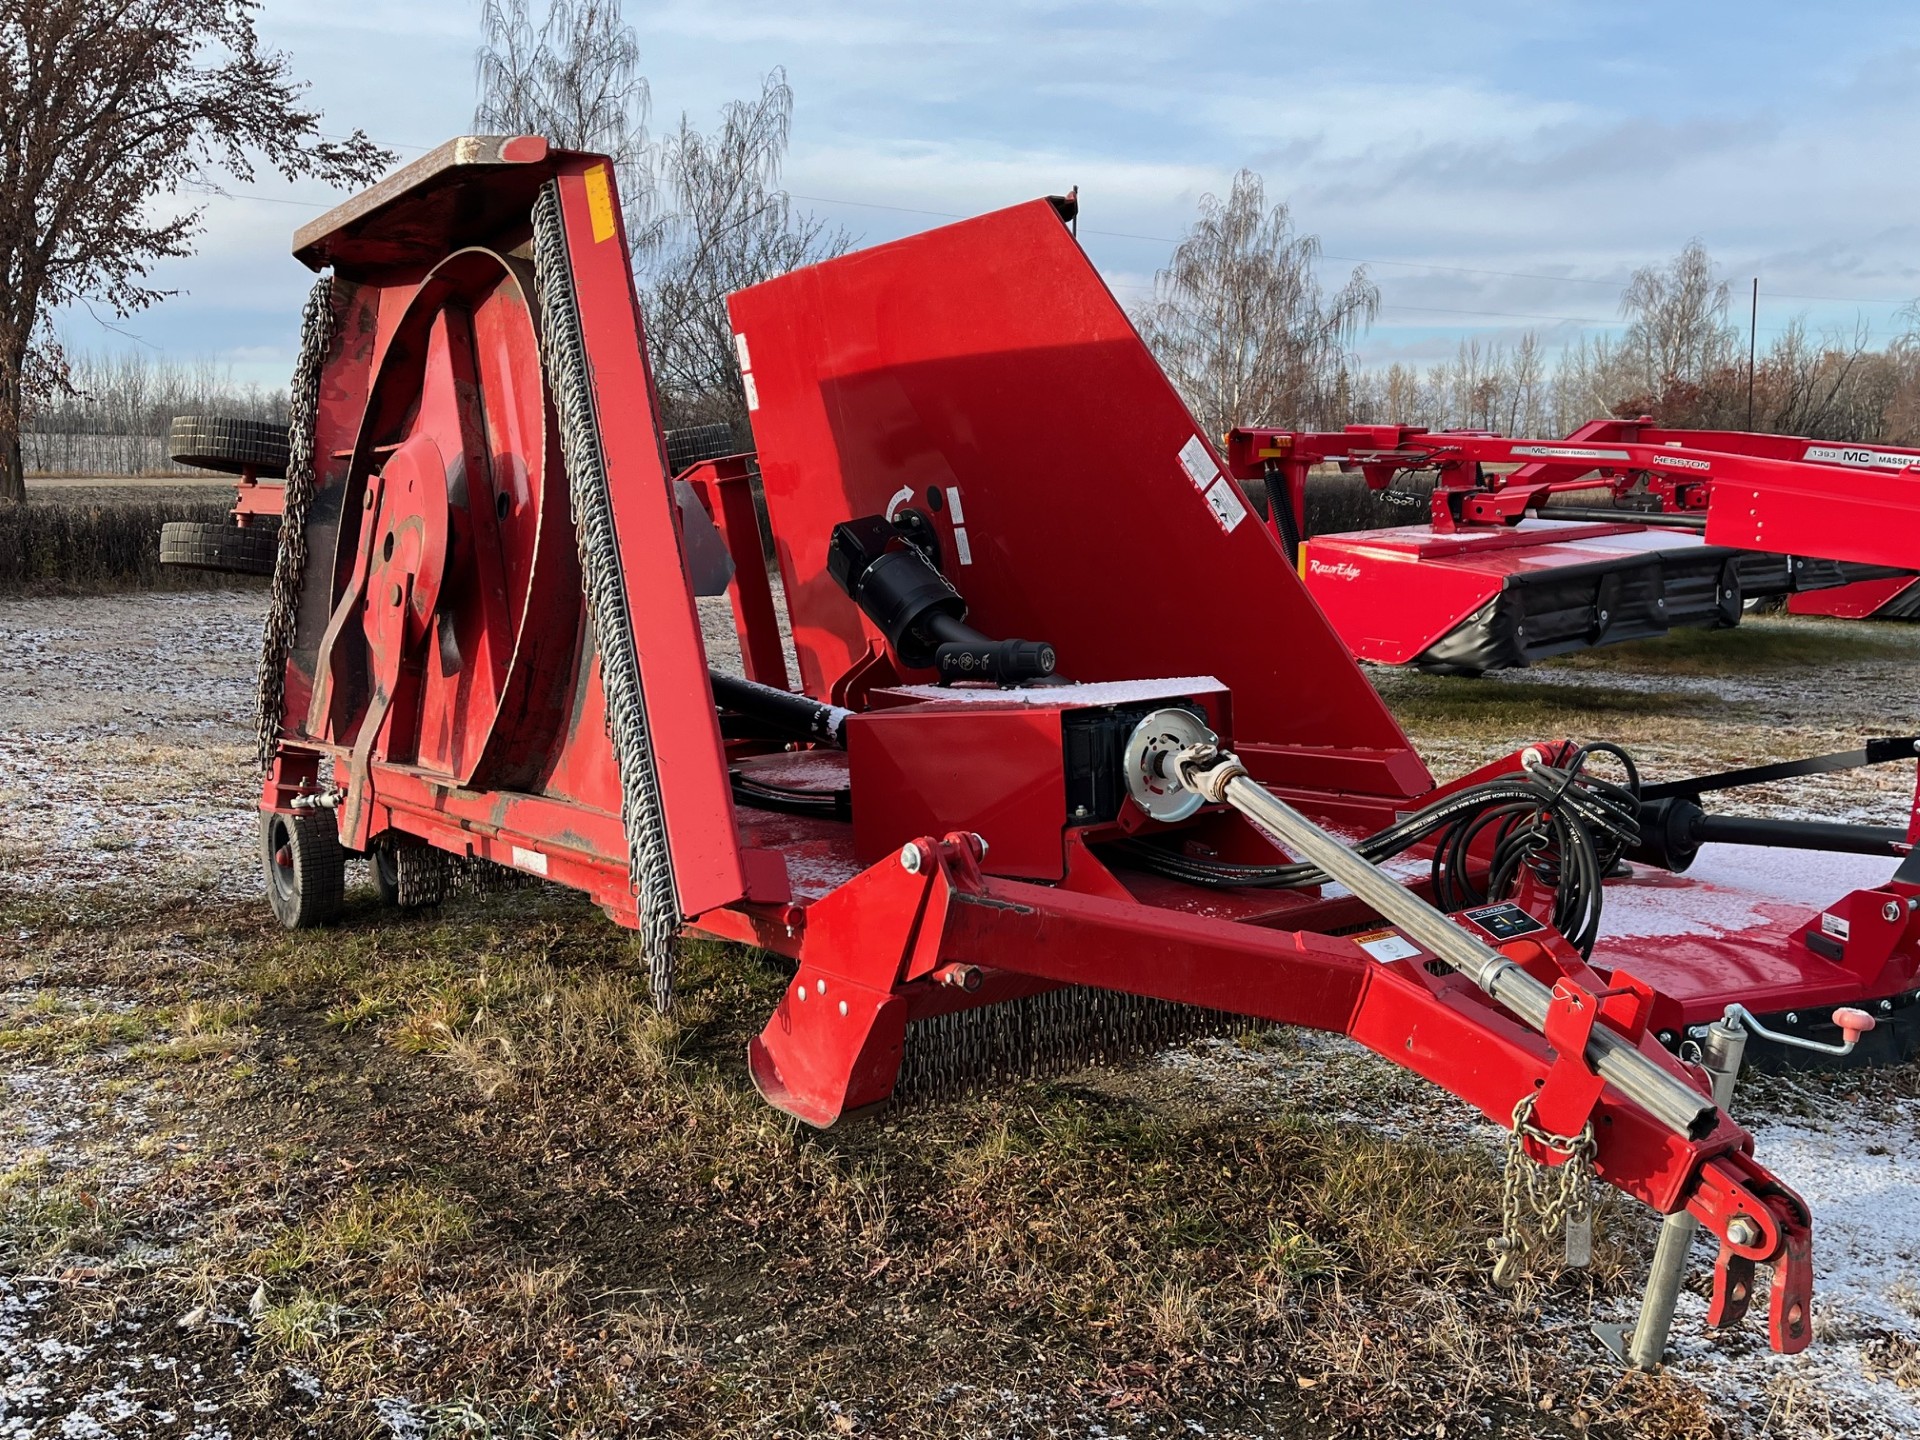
left=1633, top=1099, right=1920, bottom=1440
left=2, top=590, right=1918, bottom=1436
left=0, top=591, right=268, bottom=905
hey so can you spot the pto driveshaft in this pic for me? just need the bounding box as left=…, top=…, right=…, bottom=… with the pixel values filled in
left=1126, top=710, right=1718, bottom=1141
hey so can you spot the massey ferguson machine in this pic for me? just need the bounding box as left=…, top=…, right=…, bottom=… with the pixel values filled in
left=1225, top=421, right=1920, bottom=671
left=245, top=136, right=1920, bottom=1375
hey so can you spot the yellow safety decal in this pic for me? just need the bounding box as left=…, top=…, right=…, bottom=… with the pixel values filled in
left=1297, top=546, right=1309, bottom=580
left=584, top=163, right=617, bottom=243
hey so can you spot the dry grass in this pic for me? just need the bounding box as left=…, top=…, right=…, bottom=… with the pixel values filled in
left=0, top=884, right=1696, bottom=1439
left=0, top=494, right=265, bottom=594
left=1542, top=613, right=1920, bottom=677
left=1377, top=672, right=1733, bottom=741
left=0, top=989, right=151, bottom=1059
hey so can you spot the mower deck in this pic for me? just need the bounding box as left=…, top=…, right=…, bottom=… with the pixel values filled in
left=1303, top=518, right=1878, bottom=672
left=725, top=782, right=1917, bottom=1066
left=1790, top=573, right=1920, bottom=621
left=1594, top=845, right=1918, bottom=1061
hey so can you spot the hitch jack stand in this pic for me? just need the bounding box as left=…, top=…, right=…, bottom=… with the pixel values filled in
left=1597, top=1015, right=1747, bottom=1368
left=1598, top=1002, right=1876, bottom=1368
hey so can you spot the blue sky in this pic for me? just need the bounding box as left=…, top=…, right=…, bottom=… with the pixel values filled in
left=69, top=0, right=1920, bottom=385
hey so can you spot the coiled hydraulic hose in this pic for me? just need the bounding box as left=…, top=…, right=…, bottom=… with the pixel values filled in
left=1120, top=742, right=1640, bottom=958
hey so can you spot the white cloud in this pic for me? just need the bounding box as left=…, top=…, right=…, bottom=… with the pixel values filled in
left=52, top=0, right=1920, bottom=384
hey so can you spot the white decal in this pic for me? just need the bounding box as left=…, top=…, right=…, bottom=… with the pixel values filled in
left=1650, top=454, right=1710, bottom=471
left=511, top=845, right=549, bottom=877
left=1308, top=558, right=1362, bottom=581
left=1178, top=435, right=1217, bottom=489
left=741, top=371, right=760, bottom=412
left=1203, top=476, right=1248, bottom=533
left=884, top=485, right=915, bottom=521
left=944, top=486, right=966, bottom=524
left=953, top=527, right=974, bottom=565
left=732, top=332, right=752, bottom=371
left=1803, top=443, right=1920, bottom=471
left=1821, top=911, right=1851, bottom=942
left=1509, top=445, right=1632, bottom=462
left=1356, top=930, right=1421, bottom=963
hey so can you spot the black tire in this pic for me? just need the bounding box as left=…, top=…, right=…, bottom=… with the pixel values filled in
left=261, top=811, right=345, bottom=929
left=169, top=414, right=290, bottom=479
left=371, top=846, right=401, bottom=906
left=371, top=841, right=447, bottom=909
left=159, top=520, right=279, bottom=577
left=664, top=423, right=739, bottom=474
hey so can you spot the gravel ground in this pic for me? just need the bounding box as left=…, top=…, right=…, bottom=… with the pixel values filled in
left=1, top=588, right=1917, bottom=1437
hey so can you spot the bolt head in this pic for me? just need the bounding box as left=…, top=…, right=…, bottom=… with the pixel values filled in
left=1786, top=1012, right=1799, bottom=1026
left=1726, top=1216, right=1761, bottom=1248
left=899, top=843, right=923, bottom=874
left=1885, top=900, right=1904, bottom=924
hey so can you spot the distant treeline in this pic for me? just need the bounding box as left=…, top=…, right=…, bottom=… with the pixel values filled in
left=25, top=352, right=286, bottom=476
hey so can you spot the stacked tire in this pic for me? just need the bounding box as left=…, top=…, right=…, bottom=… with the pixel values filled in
left=159, top=414, right=288, bottom=577
left=664, top=423, right=740, bottom=474
left=167, top=414, right=289, bottom=478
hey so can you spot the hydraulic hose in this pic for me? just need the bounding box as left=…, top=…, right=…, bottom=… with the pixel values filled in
left=710, top=671, right=854, bottom=749
left=1161, top=741, right=1717, bottom=1141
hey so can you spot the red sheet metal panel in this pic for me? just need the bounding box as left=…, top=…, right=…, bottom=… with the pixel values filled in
left=1789, top=575, right=1920, bottom=619
left=543, top=158, right=746, bottom=918
left=727, top=199, right=1431, bottom=802
left=1705, top=465, right=1920, bottom=571
left=1592, top=845, right=1910, bottom=1028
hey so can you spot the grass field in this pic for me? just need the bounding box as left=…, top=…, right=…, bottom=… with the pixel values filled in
left=2, top=593, right=1917, bottom=1438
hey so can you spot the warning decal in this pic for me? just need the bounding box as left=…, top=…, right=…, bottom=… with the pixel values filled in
left=1355, top=929, right=1422, bottom=963
left=1177, top=435, right=1246, bottom=533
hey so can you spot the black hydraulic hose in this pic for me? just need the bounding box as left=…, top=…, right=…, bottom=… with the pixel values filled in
left=1269, top=467, right=1302, bottom=563
left=709, top=671, right=853, bottom=749
left=1118, top=743, right=1640, bottom=958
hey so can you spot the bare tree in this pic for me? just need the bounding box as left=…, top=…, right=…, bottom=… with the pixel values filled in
left=0, top=2, right=389, bottom=505
left=1618, top=240, right=1739, bottom=413
left=641, top=70, right=848, bottom=426
left=1135, top=170, right=1378, bottom=437
left=473, top=0, right=650, bottom=227
left=25, top=348, right=285, bottom=475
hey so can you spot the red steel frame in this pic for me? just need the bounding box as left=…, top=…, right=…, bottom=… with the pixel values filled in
left=1219, top=420, right=1920, bottom=667
left=1226, top=418, right=1920, bottom=570
left=252, top=144, right=1920, bottom=1358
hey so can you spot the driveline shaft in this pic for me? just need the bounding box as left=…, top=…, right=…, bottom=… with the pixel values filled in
left=1172, top=746, right=1718, bottom=1141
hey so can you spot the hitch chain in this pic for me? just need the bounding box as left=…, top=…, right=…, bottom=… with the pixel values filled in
left=1493, top=1092, right=1597, bottom=1288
